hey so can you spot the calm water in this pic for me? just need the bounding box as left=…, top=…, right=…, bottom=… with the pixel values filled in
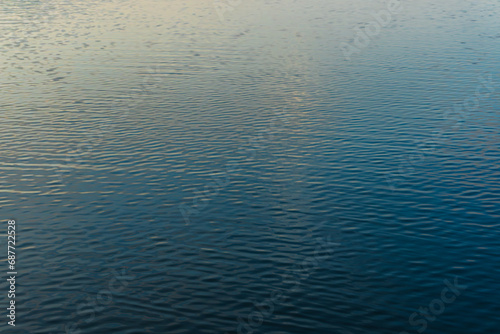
left=1, top=0, right=499, bottom=333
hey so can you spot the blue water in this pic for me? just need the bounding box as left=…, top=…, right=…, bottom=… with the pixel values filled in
left=1, top=0, right=499, bottom=333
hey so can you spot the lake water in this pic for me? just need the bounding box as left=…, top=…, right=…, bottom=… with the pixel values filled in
left=1, top=0, right=499, bottom=333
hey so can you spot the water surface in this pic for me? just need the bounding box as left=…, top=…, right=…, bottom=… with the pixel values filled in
left=1, top=0, right=499, bottom=333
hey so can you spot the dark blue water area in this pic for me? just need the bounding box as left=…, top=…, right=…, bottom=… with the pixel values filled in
left=0, top=0, right=499, bottom=333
